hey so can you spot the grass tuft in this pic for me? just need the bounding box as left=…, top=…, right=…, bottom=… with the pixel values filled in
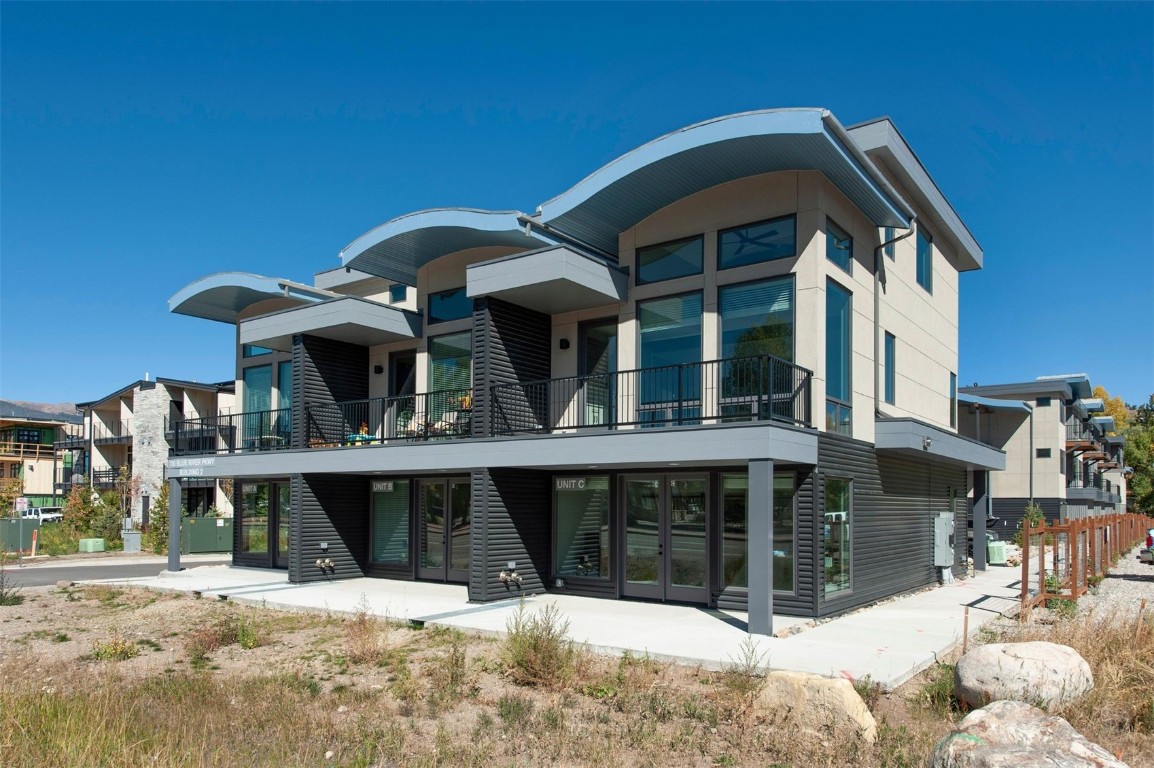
left=502, top=602, right=578, bottom=688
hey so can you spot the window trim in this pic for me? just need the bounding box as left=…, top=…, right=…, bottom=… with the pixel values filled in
left=717, top=214, right=798, bottom=271
left=635, top=234, right=705, bottom=286
left=825, top=218, right=853, bottom=275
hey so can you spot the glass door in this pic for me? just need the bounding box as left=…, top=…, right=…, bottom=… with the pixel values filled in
left=273, top=484, right=291, bottom=568
left=417, top=478, right=470, bottom=582
left=621, top=474, right=709, bottom=603
left=580, top=319, right=617, bottom=427
left=238, top=480, right=290, bottom=569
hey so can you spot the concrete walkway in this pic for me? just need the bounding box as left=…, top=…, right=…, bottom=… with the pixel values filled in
left=84, top=562, right=1023, bottom=690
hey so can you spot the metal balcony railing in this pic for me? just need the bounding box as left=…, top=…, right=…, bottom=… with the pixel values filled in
left=92, top=467, right=124, bottom=486
left=92, top=420, right=132, bottom=443
left=490, top=354, right=812, bottom=435
left=170, top=408, right=292, bottom=455
left=305, top=388, right=473, bottom=446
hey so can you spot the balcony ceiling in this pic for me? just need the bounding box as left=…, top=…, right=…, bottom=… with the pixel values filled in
left=466, top=245, right=628, bottom=314
left=239, top=297, right=422, bottom=352
left=339, top=209, right=552, bottom=284
left=536, top=108, right=913, bottom=256
left=170, top=272, right=337, bottom=324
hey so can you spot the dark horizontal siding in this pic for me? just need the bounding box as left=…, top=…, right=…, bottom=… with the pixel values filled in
left=991, top=497, right=1062, bottom=535
left=474, top=297, right=552, bottom=436
left=470, top=468, right=551, bottom=602
left=290, top=473, right=369, bottom=584
left=294, top=334, right=369, bottom=448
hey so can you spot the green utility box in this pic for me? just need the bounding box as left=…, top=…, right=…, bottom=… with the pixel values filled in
left=79, top=538, right=106, bottom=553
left=0, top=519, right=39, bottom=553
left=181, top=518, right=233, bottom=554
left=987, top=541, right=1007, bottom=566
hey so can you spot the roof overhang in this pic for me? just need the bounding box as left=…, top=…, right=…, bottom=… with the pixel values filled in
left=239, top=297, right=422, bottom=352
left=1080, top=397, right=1104, bottom=413
left=847, top=118, right=983, bottom=271
left=466, top=245, right=628, bottom=314
left=960, top=380, right=1072, bottom=401
left=170, top=272, right=336, bottom=324
left=339, top=209, right=553, bottom=284
left=1036, top=373, right=1092, bottom=400
left=875, top=418, right=1006, bottom=471
left=536, top=108, right=913, bottom=255
left=1091, top=415, right=1115, bottom=432
left=958, top=392, right=1032, bottom=414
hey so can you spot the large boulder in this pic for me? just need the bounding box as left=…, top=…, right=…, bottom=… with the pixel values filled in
left=753, top=670, right=877, bottom=743
left=955, top=641, right=1093, bottom=709
left=929, top=699, right=1127, bottom=768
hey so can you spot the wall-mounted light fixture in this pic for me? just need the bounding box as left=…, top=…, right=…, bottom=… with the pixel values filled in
left=922, top=436, right=933, bottom=450
left=373, top=365, right=384, bottom=375
left=559, top=339, right=570, bottom=350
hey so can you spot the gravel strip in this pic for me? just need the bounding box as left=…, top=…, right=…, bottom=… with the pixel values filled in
left=1077, top=543, right=1154, bottom=620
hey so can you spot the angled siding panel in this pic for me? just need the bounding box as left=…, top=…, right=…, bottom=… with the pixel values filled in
left=295, top=334, right=369, bottom=446
left=292, top=473, right=369, bottom=584
left=469, top=468, right=550, bottom=602
left=474, top=297, right=552, bottom=436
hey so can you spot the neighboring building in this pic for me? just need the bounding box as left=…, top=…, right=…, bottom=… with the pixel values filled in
left=959, top=373, right=1126, bottom=535
left=168, top=108, right=1005, bottom=633
left=58, top=378, right=236, bottom=525
left=0, top=401, right=80, bottom=509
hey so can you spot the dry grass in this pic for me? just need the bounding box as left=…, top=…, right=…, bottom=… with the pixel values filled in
left=343, top=596, right=391, bottom=665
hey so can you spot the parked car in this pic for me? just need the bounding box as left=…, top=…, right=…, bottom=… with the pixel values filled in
left=19, top=506, right=63, bottom=524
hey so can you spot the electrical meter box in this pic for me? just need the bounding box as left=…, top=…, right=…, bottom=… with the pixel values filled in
left=934, top=512, right=955, bottom=567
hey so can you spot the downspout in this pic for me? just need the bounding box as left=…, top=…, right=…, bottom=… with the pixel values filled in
left=1028, top=407, right=1034, bottom=502
left=517, top=214, right=620, bottom=264
left=873, top=220, right=916, bottom=418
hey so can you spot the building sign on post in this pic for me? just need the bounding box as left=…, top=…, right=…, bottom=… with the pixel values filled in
left=14, top=497, right=29, bottom=514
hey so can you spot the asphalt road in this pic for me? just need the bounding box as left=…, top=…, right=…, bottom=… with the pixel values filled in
left=2, top=558, right=229, bottom=588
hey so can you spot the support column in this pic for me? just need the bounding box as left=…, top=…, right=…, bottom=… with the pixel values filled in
left=973, top=470, right=988, bottom=571
left=166, top=477, right=182, bottom=573
left=748, top=459, right=774, bottom=636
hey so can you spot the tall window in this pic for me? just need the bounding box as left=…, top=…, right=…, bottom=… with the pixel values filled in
left=883, top=226, right=895, bottom=259
left=637, top=293, right=702, bottom=424
left=720, top=473, right=796, bottom=593
left=243, top=365, right=272, bottom=412
left=429, top=332, right=472, bottom=393
left=826, top=219, right=852, bottom=274
left=428, top=287, right=472, bottom=324
left=718, top=216, right=797, bottom=270
left=277, top=361, right=293, bottom=410
left=825, top=280, right=852, bottom=435
left=917, top=227, right=933, bottom=293
left=719, top=277, right=794, bottom=361
left=949, top=372, right=958, bottom=429
left=554, top=476, right=611, bottom=579
left=371, top=480, right=410, bottom=566
left=884, top=332, right=896, bottom=405
left=823, top=478, right=851, bottom=595
left=637, top=236, right=703, bottom=285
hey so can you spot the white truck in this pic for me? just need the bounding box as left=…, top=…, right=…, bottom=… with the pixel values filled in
left=19, top=506, right=63, bottom=524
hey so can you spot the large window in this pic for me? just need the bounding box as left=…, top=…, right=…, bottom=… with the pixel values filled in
left=277, top=361, right=293, bottom=410
left=825, top=280, right=852, bottom=435
left=637, top=293, right=702, bottom=423
left=240, top=482, right=270, bottom=555
left=637, top=236, right=703, bottom=285
left=243, top=365, right=272, bottom=412
left=720, top=473, right=796, bottom=593
left=719, top=277, right=794, bottom=362
left=428, top=287, right=472, bottom=324
left=826, top=219, right=852, bottom=274
left=718, top=216, right=796, bottom=270
left=823, top=478, right=851, bottom=595
left=371, top=480, right=410, bottom=566
left=554, top=476, right=610, bottom=579
left=429, top=332, right=472, bottom=393
left=884, top=332, right=896, bottom=405
left=916, top=227, right=933, bottom=293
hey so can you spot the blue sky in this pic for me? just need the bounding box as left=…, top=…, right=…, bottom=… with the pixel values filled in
left=2, top=2, right=1152, bottom=406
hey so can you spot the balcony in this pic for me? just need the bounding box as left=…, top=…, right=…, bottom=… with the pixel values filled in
left=92, top=467, right=125, bottom=487
left=491, top=355, right=811, bottom=435
left=305, top=388, right=473, bottom=447
left=170, top=408, right=292, bottom=455
left=1064, top=422, right=1098, bottom=452
left=0, top=441, right=59, bottom=461
left=92, top=420, right=132, bottom=445
left=55, top=426, right=87, bottom=449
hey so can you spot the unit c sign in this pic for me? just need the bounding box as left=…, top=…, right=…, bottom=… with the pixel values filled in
left=555, top=478, right=587, bottom=492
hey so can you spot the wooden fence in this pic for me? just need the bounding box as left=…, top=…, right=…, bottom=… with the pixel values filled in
left=1020, top=512, right=1150, bottom=616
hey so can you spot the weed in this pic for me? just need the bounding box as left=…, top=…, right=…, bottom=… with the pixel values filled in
left=90, top=634, right=140, bottom=661
left=720, top=636, right=770, bottom=696
left=136, top=638, right=163, bottom=652
left=345, top=596, right=388, bottom=664
left=921, top=663, right=958, bottom=715
left=0, top=557, right=24, bottom=606
left=184, top=612, right=264, bottom=663
left=52, top=632, right=70, bottom=643
left=502, top=601, right=578, bottom=688
left=496, top=693, right=534, bottom=727
left=851, top=674, right=885, bottom=711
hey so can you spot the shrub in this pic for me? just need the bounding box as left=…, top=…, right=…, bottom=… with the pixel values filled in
left=0, top=556, right=23, bottom=606
left=921, top=663, right=959, bottom=715
left=721, top=636, right=770, bottom=696
left=1014, top=502, right=1046, bottom=547
left=90, top=634, right=139, bottom=661
left=502, top=602, right=577, bottom=687
left=345, top=597, right=388, bottom=664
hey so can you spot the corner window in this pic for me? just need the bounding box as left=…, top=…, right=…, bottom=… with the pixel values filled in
left=389, top=284, right=408, bottom=304
left=637, top=236, right=703, bottom=285
left=718, top=216, right=796, bottom=270
left=916, top=228, right=933, bottom=293
left=554, top=476, right=610, bottom=580
left=884, top=332, right=896, bottom=405
left=428, top=287, right=472, bottom=324
left=949, top=372, right=958, bottom=429
left=825, top=280, right=852, bottom=435
left=883, top=226, right=895, bottom=259
left=826, top=219, right=852, bottom=274
left=823, top=478, right=852, bottom=596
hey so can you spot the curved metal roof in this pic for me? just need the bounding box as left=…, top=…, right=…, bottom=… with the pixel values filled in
left=169, top=272, right=337, bottom=324
left=339, top=208, right=552, bottom=284
left=536, top=108, right=914, bottom=255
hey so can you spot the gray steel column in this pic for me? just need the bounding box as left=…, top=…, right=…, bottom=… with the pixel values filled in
left=748, top=458, right=774, bottom=636
left=167, top=477, right=182, bottom=572
left=972, top=470, right=988, bottom=570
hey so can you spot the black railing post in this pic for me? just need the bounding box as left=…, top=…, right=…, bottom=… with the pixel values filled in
left=676, top=363, right=684, bottom=426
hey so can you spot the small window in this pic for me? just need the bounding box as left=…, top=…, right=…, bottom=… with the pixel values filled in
left=16, top=429, right=41, bottom=444
left=718, top=216, right=796, bottom=270
left=916, top=227, right=933, bottom=293
left=1036, top=396, right=1052, bottom=407
left=389, top=284, right=407, bottom=304
left=883, top=226, right=895, bottom=259
left=242, top=344, right=273, bottom=358
left=1036, top=448, right=1052, bottom=458
left=637, top=236, right=703, bottom=285
left=883, top=332, right=896, bottom=405
left=428, top=287, right=472, bottom=324
left=949, top=372, right=958, bottom=429
left=826, top=219, right=852, bottom=274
